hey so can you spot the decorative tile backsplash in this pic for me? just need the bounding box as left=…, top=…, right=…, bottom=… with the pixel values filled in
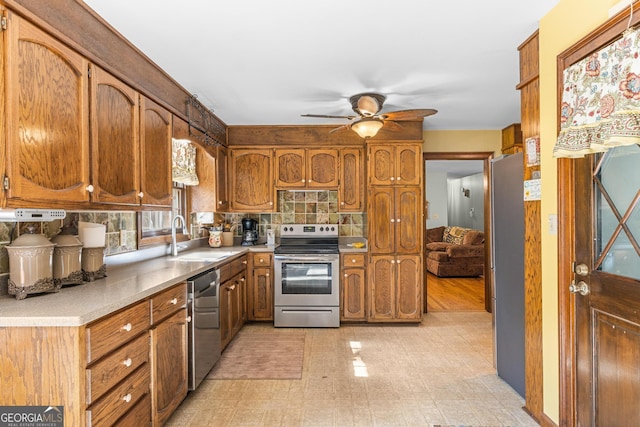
left=0, top=211, right=138, bottom=276
left=191, top=190, right=365, bottom=240
left=0, top=191, right=363, bottom=278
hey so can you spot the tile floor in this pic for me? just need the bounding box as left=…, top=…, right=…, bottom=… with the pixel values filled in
left=166, top=312, right=539, bottom=427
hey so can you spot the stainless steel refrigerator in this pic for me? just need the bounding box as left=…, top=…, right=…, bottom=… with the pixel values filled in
left=490, top=152, right=525, bottom=397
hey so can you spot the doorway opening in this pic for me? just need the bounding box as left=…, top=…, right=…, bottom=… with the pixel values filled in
left=423, top=152, right=494, bottom=313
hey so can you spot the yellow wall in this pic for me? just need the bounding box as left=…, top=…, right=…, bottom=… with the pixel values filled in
left=422, top=129, right=502, bottom=155
left=539, top=0, right=620, bottom=423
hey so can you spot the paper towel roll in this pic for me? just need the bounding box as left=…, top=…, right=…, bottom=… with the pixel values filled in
left=78, top=222, right=106, bottom=248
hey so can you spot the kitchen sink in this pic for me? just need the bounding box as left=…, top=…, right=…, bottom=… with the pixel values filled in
left=169, top=250, right=238, bottom=262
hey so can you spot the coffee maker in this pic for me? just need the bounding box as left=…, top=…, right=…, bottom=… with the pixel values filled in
left=241, top=218, right=258, bottom=246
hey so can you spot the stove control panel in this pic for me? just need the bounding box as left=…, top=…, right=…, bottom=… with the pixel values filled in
left=279, top=224, right=338, bottom=237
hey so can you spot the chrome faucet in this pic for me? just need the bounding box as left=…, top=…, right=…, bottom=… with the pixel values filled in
left=171, top=214, right=186, bottom=256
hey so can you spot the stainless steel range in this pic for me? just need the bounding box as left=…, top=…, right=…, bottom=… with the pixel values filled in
left=274, top=224, right=340, bottom=328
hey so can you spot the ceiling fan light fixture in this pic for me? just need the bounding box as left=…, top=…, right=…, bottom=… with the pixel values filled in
left=351, top=117, right=384, bottom=139
left=357, top=95, right=380, bottom=116
left=349, top=92, right=386, bottom=116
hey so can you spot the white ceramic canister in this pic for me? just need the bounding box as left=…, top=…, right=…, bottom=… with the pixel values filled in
left=6, top=228, right=57, bottom=300
left=51, top=234, right=83, bottom=287
left=82, top=246, right=106, bottom=282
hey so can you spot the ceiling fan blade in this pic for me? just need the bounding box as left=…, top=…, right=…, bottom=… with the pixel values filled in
left=302, top=114, right=357, bottom=120
left=382, top=120, right=404, bottom=132
left=381, top=109, right=438, bottom=121
left=328, top=124, right=351, bottom=134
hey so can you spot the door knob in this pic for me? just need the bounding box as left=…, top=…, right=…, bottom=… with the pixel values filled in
left=574, top=263, right=589, bottom=276
left=569, top=280, right=590, bottom=296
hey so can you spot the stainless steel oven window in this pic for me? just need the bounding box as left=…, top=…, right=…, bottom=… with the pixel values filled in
left=280, top=262, right=333, bottom=295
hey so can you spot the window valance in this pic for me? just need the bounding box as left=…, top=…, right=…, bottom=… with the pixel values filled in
left=554, top=27, right=640, bottom=158
left=172, top=138, right=199, bottom=186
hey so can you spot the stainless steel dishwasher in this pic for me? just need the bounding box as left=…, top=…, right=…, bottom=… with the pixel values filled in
left=187, top=268, right=221, bottom=390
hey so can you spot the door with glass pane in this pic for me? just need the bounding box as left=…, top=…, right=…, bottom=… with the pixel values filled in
left=575, top=144, right=640, bottom=426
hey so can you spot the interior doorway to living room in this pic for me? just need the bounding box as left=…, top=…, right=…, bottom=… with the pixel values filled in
left=423, top=152, right=493, bottom=313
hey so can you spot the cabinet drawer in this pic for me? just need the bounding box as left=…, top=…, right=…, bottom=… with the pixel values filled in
left=113, top=393, right=150, bottom=426
left=253, top=253, right=272, bottom=267
left=342, top=254, right=366, bottom=267
left=221, top=255, right=248, bottom=282
left=86, top=364, right=149, bottom=427
left=86, top=300, right=150, bottom=363
left=86, top=334, right=149, bottom=404
left=151, top=282, right=187, bottom=325
left=230, top=255, right=248, bottom=277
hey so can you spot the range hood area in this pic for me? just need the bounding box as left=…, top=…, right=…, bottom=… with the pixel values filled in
left=0, top=209, right=66, bottom=222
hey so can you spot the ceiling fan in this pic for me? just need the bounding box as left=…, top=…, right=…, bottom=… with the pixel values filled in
left=302, top=92, right=437, bottom=139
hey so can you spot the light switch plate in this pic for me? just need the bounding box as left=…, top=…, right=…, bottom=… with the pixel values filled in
left=548, top=214, right=558, bottom=235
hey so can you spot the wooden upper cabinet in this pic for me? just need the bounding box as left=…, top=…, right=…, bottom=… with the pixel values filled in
left=215, top=145, right=229, bottom=211
left=275, top=149, right=305, bottom=188
left=274, top=149, right=338, bottom=189
left=307, top=149, right=338, bottom=188
left=339, top=148, right=363, bottom=211
left=230, top=148, right=274, bottom=212
left=368, top=143, right=421, bottom=186
left=90, top=65, right=140, bottom=205
left=4, top=14, right=91, bottom=204
left=140, top=96, right=172, bottom=207
left=190, top=143, right=216, bottom=212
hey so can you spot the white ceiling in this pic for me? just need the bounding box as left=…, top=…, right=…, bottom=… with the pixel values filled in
left=82, top=0, right=558, bottom=131
left=426, top=160, right=484, bottom=178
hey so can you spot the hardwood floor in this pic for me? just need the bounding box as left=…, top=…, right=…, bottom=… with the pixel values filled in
left=426, top=271, right=486, bottom=311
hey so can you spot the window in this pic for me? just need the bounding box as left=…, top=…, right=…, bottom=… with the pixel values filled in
left=138, top=183, right=187, bottom=246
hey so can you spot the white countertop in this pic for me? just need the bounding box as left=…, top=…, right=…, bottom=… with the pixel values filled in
left=0, top=247, right=252, bottom=327
left=0, top=241, right=365, bottom=327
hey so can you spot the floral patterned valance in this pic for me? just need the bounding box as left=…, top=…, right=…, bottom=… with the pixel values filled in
left=554, top=27, right=640, bottom=158
left=172, top=139, right=199, bottom=186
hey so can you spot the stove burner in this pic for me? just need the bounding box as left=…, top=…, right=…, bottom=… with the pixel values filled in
left=276, top=224, right=339, bottom=255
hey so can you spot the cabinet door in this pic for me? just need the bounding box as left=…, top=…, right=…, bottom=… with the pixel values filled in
left=250, top=267, right=273, bottom=320
left=368, top=255, right=396, bottom=321
left=339, top=148, right=363, bottom=211
left=395, top=144, right=422, bottom=186
left=90, top=65, right=140, bottom=205
left=5, top=16, right=90, bottom=204
left=150, top=308, right=188, bottom=427
left=219, top=281, right=231, bottom=350
left=395, top=255, right=422, bottom=320
left=368, top=187, right=394, bottom=254
left=307, top=149, right=339, bottom=188
left=230, top=275, right=244, bottom=337
left=190, top=143, right=217, bottom=212
left=275, top=149, right=305, bottom=188
left=341, top=267, right=366, bottom=321
left=216, top=145, right=229, bottom=211
left=140, top=96, right=172, bottom=207
left=230, top=149, right=274, bottom=211
left=367, top=145, right=394, bottom=186
left=395, top=187, right=422, bottom=254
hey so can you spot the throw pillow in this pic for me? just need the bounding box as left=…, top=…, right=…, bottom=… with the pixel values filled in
left=443, top=226, right=469, bottom=245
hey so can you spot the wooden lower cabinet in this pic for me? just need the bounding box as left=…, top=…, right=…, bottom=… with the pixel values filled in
left=220, top=266, right=247, bottom=350
left=340, top=253, right=366, bottom=321
left=0, top=282, right=190, bottom=426
left=149, top=288, right=188, bottom=427
left=368, top=255, right=422, bottom=322
left=247, top=253, right=273, bottom=321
